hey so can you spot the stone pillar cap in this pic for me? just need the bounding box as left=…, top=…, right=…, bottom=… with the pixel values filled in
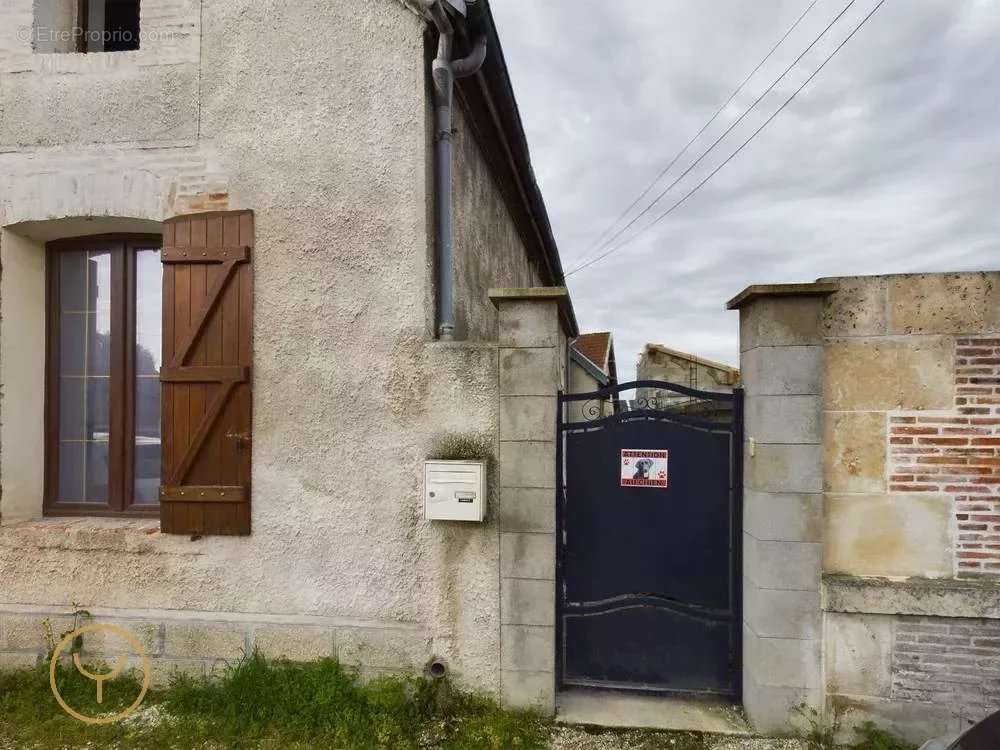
left=489, top=286, right=569, bottom=307
left=726, top=282, right=839, bottom=310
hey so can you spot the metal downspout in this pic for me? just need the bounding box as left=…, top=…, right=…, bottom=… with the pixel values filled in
left=426, top=0, right=488, bottom=340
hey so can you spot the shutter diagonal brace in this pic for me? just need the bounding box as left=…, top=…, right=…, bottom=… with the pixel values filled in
left=160, top=244, right=251, bottom=492
left=167, top=256, right=241, bottom=368
left=165, top=378, right=239, bottom=486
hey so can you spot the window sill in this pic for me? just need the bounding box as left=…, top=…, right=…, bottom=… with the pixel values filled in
left=0, top=517, right=202, bottom=556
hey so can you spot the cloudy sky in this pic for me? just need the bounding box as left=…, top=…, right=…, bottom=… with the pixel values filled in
left=490, top=0, right=1000, bottom=376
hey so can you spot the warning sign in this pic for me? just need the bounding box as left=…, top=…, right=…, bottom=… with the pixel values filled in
left=620, top=449, right=668, bottom=488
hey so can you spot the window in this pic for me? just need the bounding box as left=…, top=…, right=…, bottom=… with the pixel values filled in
left=45, top=236, right=162, bottom=516
left=32, top=1, right=140, bottom=54
left=80, top=0, right=141, bottom=53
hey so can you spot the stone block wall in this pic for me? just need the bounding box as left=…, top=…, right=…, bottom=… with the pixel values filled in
left=0, top=606, right=426, bottom=687
left=733, top=272, right=1000, bottom=742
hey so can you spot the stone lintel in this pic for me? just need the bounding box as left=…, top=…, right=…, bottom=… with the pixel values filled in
left=726, top=282, right=839, bottom=310
left=823, top=574, right=1000, bottom=619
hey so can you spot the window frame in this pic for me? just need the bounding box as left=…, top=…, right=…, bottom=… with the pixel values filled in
left=44, top=234, right=162, bottom=518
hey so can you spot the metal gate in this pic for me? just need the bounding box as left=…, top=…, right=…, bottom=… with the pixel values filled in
left=557, top=380, right=743, bottom=696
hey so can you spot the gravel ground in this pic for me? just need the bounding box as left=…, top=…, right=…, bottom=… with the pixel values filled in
left=551, top=725, right=811, bottom=750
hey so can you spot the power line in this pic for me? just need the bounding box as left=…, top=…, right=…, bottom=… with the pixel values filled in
left=572, top=0, right=820, bottom=270
left=564, top=0, right=860, bottom=277
left=565, top=0, right=886, bottom=278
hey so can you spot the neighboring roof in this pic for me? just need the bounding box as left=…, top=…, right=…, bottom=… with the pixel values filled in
left=572, top=332, right=613, bottom=374
left=642, top=344, right=739, bottom=378
left=444, top=0, right=580, bottom=336
left=569, top=347, right=609, bottom=386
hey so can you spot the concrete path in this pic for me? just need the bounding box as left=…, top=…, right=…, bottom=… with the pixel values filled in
left=556, top=688, right=752, bottom=735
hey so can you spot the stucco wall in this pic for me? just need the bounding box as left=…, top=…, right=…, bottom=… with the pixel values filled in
left=450, top=103, right=544, bottom=341
left=0, top=0, right=551, bottom=693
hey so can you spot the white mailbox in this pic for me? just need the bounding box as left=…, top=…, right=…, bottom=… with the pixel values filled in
left=424, top=460, right=485, bottom=522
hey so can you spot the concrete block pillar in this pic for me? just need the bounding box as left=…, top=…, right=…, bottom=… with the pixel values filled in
left=727, top=283, right=837, bottom=733
left=489, top=287, right=567, bottom=716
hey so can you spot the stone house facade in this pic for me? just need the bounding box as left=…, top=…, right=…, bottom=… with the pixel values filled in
left=0, top=0, right=578, bottom=706
left=637, top=343, right=740, bottom=398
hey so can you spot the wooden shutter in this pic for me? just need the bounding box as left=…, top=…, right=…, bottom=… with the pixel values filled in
left=160, top=211, right=253, bottom=535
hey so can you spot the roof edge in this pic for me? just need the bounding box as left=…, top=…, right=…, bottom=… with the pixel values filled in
left=643, top=344, right=739, bottom=374
left=448, top=1, right=579, bottom=337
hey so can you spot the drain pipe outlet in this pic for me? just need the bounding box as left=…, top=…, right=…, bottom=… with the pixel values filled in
left=426, top=0, right=487, bottom=340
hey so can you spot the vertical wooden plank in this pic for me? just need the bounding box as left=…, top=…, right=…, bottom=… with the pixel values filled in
left=188, top=216, right=208, bottom=533
left=173, top=218, right=192, bottom=534
left=205, top=217, right=225, bottom=487
left=238, top=214, right=253, bottom=510
left=160, top=222, right=176, bottom=531
left=219, top=215, right=240, bottom=488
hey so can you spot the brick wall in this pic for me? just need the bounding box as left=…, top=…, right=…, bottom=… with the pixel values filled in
left=889, top=338, right=1000, bottom=577
left=893, top=615, right=1000, bottom=720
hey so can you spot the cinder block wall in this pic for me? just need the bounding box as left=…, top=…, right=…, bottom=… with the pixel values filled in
left=733, top=272, right=1000, bottom=742
left=730, top=285, right=830, bottom=733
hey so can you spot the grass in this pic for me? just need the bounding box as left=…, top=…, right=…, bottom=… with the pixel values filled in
left=0, top=652, right=922, bottom=750
left=0, top=650, right=548, bottom=749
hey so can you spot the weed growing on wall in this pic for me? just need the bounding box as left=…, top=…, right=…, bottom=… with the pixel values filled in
left=794, top=705, right=915, bottom=750
left=849, top=722, right=916, bottom=750
left=430, top=431, right=494, bottom=463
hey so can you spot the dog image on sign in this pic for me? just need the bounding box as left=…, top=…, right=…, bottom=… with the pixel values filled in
left=620, top=449, right=668, bottom=488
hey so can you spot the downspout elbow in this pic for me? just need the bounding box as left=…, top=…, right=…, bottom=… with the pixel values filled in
left=451, top=34, right=487, bottom=79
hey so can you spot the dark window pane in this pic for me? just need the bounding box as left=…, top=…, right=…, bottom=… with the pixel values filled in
left=59, top=252, right=87, bottom=312
left=86, top=379, right=111, bottom=441
left=60, top=313, right=86, bottom=376
left=103, top=0, right=141, bottom=53
left=57, top=442, right=85, bottom=503
left=85, top=440, right=110, bottom=503
left=59, top=378, right=85, bottom=440
left=136, top=249, right=162, bottom=376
